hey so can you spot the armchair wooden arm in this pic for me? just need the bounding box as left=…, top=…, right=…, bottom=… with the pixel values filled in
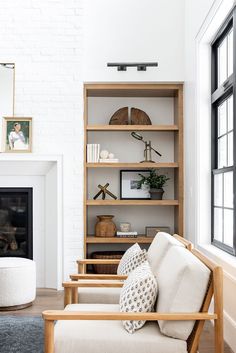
left=63, top=280, right=124, bottom=307
left=77, top=259, right=120, bottom=274
left=70, top=274, right=127, bottom=281
left=43, top=310, right=217, bottom=353
left=43, top=310, right=216, bottom=321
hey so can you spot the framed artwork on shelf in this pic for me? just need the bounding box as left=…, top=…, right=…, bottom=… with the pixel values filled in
left=120, top=170, right=150, bottom=200
left=145, top=226, right=171, bottom=238
left=2, top=117, right=32, bottom=153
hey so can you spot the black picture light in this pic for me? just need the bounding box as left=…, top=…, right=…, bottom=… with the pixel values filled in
left=107, top=62, right=158, bottom=71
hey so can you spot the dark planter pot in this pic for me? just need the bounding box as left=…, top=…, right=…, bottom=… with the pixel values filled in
left=150, top=188, right=164, bottom=200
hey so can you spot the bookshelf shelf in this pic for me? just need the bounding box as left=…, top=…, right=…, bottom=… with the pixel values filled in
left=86, top=199, right=179, bottom=206
left=86, top=162, right=179, bottom=168
left=86, top=236, right=153, bottom=244
left=86, top=125, right=179, bottom=131
left=86, top=124, right=178, bottom=131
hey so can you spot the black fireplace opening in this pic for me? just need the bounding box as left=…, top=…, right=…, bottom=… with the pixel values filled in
left=0, top=188, right=33, bottom=259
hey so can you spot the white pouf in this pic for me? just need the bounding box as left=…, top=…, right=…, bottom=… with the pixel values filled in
left=0, top=257, right=36, bottom=310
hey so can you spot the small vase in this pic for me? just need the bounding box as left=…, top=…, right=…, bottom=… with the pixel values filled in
left=150, top=188, right=164, bottom=200
left=95, top=215, right=116, bottom=237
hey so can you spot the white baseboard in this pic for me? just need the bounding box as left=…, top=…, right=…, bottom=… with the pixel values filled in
left=224, top=310, right=236, bottom=353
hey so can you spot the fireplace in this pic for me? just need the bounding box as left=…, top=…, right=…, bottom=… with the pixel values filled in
left=0, top=188, right=33, bottom=259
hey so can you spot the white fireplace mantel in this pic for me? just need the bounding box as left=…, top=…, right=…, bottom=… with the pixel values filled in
left=0, top=154, right=63, bottom=289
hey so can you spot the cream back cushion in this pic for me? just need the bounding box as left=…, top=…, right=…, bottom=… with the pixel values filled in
left=147, top=232, right=184, bottom=274
left=156, top=246, right=210, bottom=340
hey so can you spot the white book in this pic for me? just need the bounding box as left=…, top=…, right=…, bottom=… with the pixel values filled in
left=92, top=144, right=95, bottom=163
left=87, top=144, right=90, bottom=162
left=93, top=144, right=97, bottom=163
left=89, top=144, right=92, bottom=163
left=97, top=144, right=100, bottom=163
left=117, top=231, right=138, bottom=236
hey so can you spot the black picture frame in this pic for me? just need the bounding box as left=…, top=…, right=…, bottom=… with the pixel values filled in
left=120, top=169, right=151, bottom=200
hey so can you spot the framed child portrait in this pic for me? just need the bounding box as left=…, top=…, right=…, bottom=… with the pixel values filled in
left=2, top=117, right=32, bottom=153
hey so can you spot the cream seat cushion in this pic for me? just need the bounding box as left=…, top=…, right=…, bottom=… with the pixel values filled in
left=54, top=304, right=187, bottom=353
left=156, top=246, right=210, bottom=340
left=147, top=232, right=184, bottom=274
left=78, top=287, right=121, bottom=304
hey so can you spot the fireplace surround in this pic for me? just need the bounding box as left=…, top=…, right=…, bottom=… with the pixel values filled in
left=0, top=155, right=63, bottom=289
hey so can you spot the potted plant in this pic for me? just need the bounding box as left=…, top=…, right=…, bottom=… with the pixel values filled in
left=138, top=169, right=170, bottom=200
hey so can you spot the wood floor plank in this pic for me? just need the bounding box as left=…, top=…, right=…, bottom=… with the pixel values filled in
left=0, top=289, right=234, bottom=353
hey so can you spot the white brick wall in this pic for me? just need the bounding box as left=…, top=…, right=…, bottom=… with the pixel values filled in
left=0, top=0, right=84, bottom=280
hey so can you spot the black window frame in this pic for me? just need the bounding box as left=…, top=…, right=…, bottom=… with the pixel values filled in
left=211, top=9, right=236, bottom=256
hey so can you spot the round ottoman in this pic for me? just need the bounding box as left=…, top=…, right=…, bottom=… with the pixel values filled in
left=0, top=257, right=36, bottom=310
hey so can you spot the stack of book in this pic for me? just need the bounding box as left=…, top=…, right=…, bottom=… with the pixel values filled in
left=87, top=144, right=100, bottom=163
left=116, top=231, right=138, bottom=238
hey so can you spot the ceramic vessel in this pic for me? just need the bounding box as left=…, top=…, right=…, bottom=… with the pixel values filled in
left=95, top=215, right=116, bottom=237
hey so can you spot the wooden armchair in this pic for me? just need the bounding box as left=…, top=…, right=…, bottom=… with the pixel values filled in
left=43, top=248, right=223, bottom=353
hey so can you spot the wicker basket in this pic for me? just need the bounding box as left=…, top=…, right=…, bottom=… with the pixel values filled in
left=91, top=251, right=124, bottom=274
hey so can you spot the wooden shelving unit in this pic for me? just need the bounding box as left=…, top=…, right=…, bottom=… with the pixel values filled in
left=83, top=83, right=184, bottom=261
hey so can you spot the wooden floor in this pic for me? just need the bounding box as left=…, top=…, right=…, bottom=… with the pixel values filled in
left=0, top=289, right=234, bottom=353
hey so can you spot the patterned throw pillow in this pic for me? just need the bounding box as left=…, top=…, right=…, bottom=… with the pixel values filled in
left=119, top=261, right=158, bottom=333
left=117, top=243, right=147, bottom=275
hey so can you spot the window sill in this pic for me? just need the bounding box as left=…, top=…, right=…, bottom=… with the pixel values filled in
left=197, top=243, right=236, bottom=280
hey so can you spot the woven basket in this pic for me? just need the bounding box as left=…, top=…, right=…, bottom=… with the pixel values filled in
left=91, top=251, right=124, bottom=274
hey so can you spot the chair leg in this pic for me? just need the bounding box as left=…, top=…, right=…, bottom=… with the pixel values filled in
left=214, top=267, right=224, bottom=353
left=72, top=287, right=78, bottom=304
left=45, top=320, right=54, bottom=353
left=64, top=287, right=72, bottom=307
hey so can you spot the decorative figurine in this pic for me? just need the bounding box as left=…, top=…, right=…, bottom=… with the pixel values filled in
left=93, top=183, right=117, bottom=200
left=109, top=107, right=152, bottom=125
left=99, top=150, right=119, bottom=163
left=100, top=150, right=109, bottom=159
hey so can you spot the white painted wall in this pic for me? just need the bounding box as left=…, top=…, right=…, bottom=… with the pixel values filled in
left=84, top=0, right=185, bottom=82
left=0, top=0, right=84, bottom=281
left=184, top=0, right=215, bottom=243
left=184, top=1, right=236, bottom=351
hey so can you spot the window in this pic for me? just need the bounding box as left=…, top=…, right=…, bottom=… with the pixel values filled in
left=211, top=11, right=235, bottom=255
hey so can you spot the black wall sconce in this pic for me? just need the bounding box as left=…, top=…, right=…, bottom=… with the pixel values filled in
left=107, top=62, right=158, bottom=71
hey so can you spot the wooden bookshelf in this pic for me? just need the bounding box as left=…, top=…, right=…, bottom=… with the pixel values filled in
left=83, top=83, right=184, bottom=262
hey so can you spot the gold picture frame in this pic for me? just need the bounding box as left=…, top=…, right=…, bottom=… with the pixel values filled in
left=2, top=117, right=32, bottom=153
